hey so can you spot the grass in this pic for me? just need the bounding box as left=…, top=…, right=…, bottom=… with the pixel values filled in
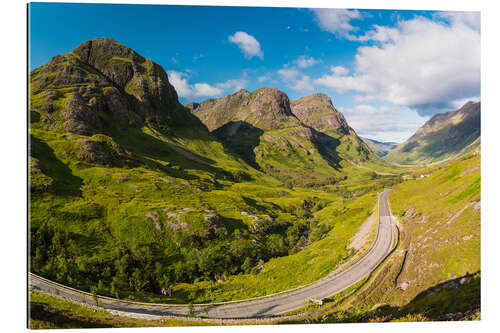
left=173, top=192, right=377, bottom=303
left=28, top=37, right=480, bottom=327
left=305, top=149, right=481, bottom=323
left=30, top=112, right=399, bottom=304
left=29, top=291, right=212, bottom=329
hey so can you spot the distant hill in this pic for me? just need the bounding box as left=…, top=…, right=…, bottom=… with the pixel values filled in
left=361, top=138, right=398, bottom=157
left=385, top=101, right=480, bottom=165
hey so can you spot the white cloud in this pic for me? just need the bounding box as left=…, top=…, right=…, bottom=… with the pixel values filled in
left=215, top=75, right=248, bottom=92
left=277, top=67, right=314, bottom=92
left=437, top=11, right=480, bottom=30
left=168, top=71, right=222, bottom=99
left=258, top=74, right=271, bottom=83
left=314, top=16, right=480, bottom=115
left=340, top=105, right=424, bottom=142
left=294, top=55, right=319, bottom=68
left=291, top=75, right=314, bottom=92
left=277, top=68, right=300, bottom=81
left=330, top=65, right=349, bottom=76
left=354, top=25, right=399, bottom=42
left=193, top=53, right=204, bottom=61
left=311, top=8, right=363, bottom=39
left=168, top=71, right=248, bottom=100
left=228, top=31, right=263, bottom=59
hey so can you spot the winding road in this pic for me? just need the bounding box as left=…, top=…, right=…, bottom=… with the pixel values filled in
left=29, top=190, right=395, bottom=320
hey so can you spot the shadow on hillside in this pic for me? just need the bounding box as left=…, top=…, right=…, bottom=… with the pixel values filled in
left=311, top=130, right=342, bottom=171
left=422, top=111, right=480, bottom=159
left=108, top=127, right=236, bottom=184
left=30, top=135, right=83, bottom=197
left=212, top=121, right=264, bottom=170
left=30, top=301, right=113, bottom=328
left=358, top=271, right=480, bottom=322
left=283, top=271, right=480, bottom=324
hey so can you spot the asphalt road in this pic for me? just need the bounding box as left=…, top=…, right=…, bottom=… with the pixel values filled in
left=29, top=189, right=395, bottom=319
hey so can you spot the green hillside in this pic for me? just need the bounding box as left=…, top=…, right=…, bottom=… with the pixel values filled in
left=29, top=38, right=402, bottom=305
left=385, top=101, right=480, bottom=165
left=310, top=146, right=481, bottom=323
left=188, top=90, right=396, bottom=187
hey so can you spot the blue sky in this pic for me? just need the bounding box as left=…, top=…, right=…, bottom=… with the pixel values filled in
left=29, top=3, right=480, bottom=142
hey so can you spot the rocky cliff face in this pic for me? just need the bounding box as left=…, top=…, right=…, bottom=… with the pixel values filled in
left=187, top=87, right=300, bottom=131
left=386, top=101, right=481, bottom=164
left=30, top=37, right=189, bottom=136
left=290, top=93, right=350, bottom=134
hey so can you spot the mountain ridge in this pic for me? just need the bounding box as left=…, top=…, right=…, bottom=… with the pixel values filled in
left=385, top=101, right=480, bottom=165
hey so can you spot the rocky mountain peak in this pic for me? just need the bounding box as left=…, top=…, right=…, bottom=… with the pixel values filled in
left=290, top=92, right=350, bottom=134
left=30, top=37, right=187, bottom=136
left=186, top=87, right=299, bottom=131
left=249, top=87, right=294, bottom=118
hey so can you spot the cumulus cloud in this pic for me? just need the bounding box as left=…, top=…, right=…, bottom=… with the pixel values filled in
left=340, top=105, right=424, bottom=142
left=277, top=68, right=300, bottom=81
left=330, top=65, right=349, bottom=76
left=278, top=68, right=314, bottom=92
left=228, top=31, right=263, bottom=59
left=215, top=76, right=248, bottom=92
left=311, top=8, right=363, bottom=39
left=294, top=55, right=319, bottom=68
left=168, top=71, right=247, bottom=100
left=437, top=11, right=480, bottom=30
left=168, top=71, right=222, bottom=99
left=314, top=16, right=480, bottom=116
left=258, top=74, right=272, bottom=83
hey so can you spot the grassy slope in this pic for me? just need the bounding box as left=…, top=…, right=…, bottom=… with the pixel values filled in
left=29, top=292, right=210, bottom=329
left=305, top=148, right=480, bottom=323
left=30, top=96, right=403, bottom=304
left=175, top=192, right=377, bottom=302
left=385, top=103, right=480, bottom=165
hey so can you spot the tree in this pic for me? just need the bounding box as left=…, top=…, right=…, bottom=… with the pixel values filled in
left=241, top=257, right=253, bottom=274
left=90, top=285, right=99, bottom=306
left=188, top=302, right=195, bottom=317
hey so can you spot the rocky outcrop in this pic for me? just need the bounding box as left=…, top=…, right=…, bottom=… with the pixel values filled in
left=30, top=37, right=190, bottom=136
left=290, top=93, right=350, bottom=134
left=62, top=92, right=102, bottom=135
left=75, top=136, right=137, bottom=167
left=186, top=87, right=299, bottom=131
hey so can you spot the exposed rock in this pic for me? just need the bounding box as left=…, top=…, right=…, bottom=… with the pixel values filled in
left=30, top=157, right=54, bottom=192
left=386, top=101, right=480, bottom=164
left=290, top=93, right=350, bottom=134
left=76, top=138, right=116, bottom=166
left=145, top=212, right=162, bottom=231
left=186, top=87, right=298, bottom=131
left=31, top=37, right=197, bottom=139
left=399, top=281, right=410, bottom=290
left=117, top=173, right=131, bottom=183
left=63, top=92, right=102, bottom=135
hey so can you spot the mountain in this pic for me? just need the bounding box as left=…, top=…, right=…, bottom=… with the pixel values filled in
left=289, top=93, right=382, bottom=165
left=30, top=37, right=195, bottom=134
left=385, top=101, right=480, bottom=165
left=188, top=90, right=391, bottom=185
left=361, top=138, right=398, bottom=157
left=30, top=38, right=309, bottom=300
left=31, top=38, right=403, bottom=305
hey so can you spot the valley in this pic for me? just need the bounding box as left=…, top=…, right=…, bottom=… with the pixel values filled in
left=28, top=37, right=481, bottom=327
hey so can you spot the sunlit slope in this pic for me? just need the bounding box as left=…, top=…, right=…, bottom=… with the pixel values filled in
left=386, top=101, right=480, bottom=165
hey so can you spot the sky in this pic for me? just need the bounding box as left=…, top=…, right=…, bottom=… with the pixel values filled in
left=29, top=3, right=480, bottom=143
